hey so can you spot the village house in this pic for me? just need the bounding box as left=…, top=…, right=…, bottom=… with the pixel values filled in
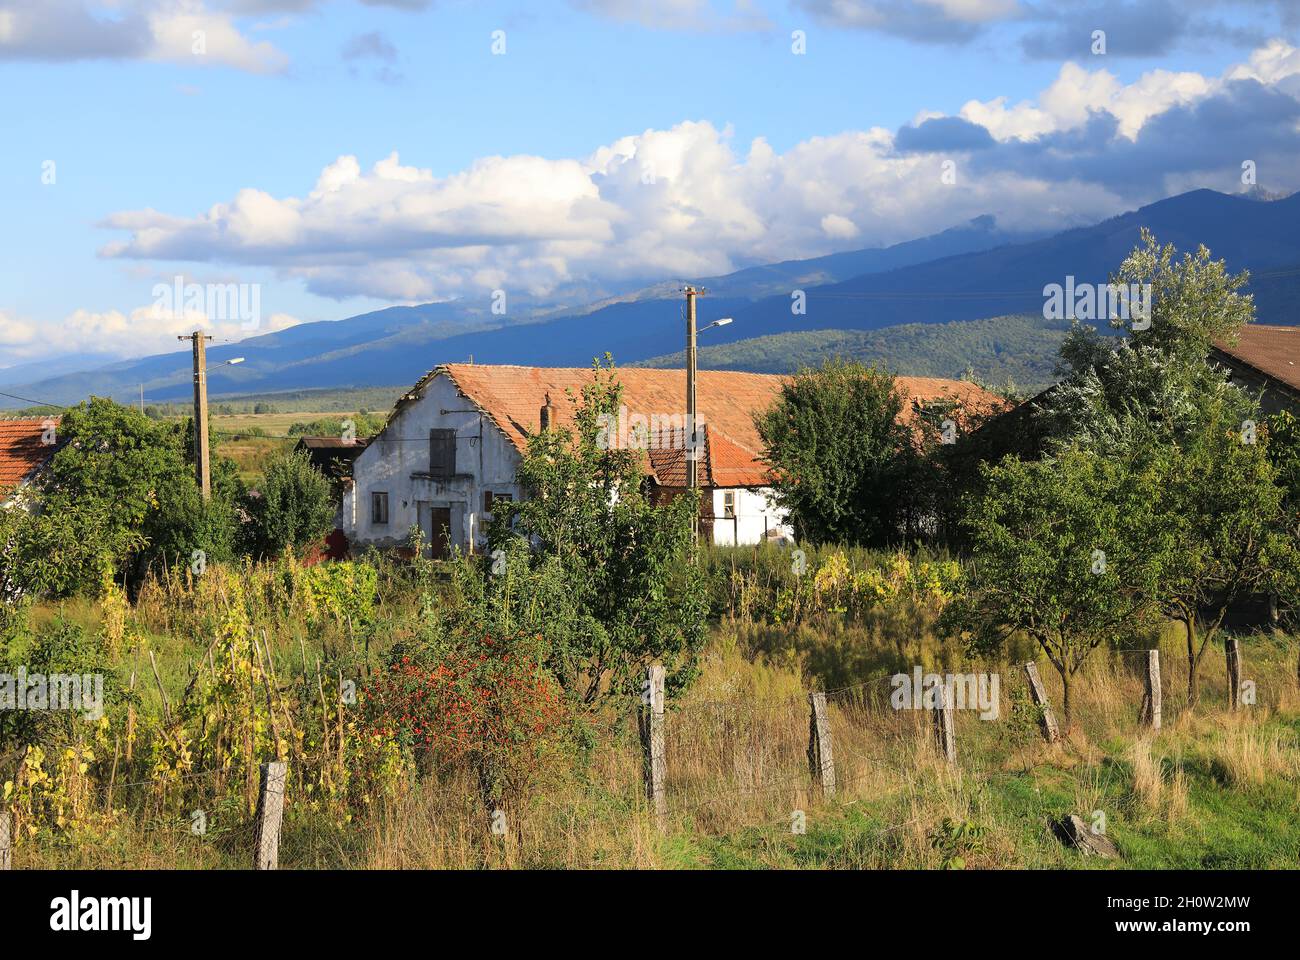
left=1210, top=324, right=1300, bottom=416
left=341, top=364, right=1003, bottom=556
left=0, top=417, right=62, bottom=510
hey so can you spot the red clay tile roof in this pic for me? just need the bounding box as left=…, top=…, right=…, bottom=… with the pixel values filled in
left=645, top=427, right=767, bottom=487
left=410, top=364, right=1003, bottom=489
left=0, top=417, right=60, bottom=492
left=1213, top=324, right=1300, bottom=393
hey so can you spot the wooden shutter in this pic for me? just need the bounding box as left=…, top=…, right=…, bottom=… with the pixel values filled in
left=429, top=428, right=456, bottom=477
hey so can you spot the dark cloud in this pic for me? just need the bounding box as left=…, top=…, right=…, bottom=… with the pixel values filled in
left=896, top=116, right=997, bottom=153
left=342, top=31, right=398, bottom=62
left=1018, top=0, right=1275, bottom=59
left=357, top=0, right=434, bottom=9
left=790, top=0, right=1297, bottom=54
left=962, top=78, right=1300, bottom=199
left=792, top=0, right=1004, bottom=44
left=0, top=0, right=151, bottom=61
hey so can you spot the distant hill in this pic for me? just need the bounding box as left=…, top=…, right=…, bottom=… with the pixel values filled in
left=320, top=189, right=1300, bottom=372
left=7, top=217, right=1043, bottom=406
left=634, top=314, right=1069, bottom=391
left=16, top=188, right=1300, bottom=405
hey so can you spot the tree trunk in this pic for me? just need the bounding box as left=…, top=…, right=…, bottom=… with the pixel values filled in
left=1185, top=615, right=1199, bottom=707
left=1053, top=661, right=1072, bottom=728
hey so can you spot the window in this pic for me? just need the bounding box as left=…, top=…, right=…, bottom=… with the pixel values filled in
left=723, top=490, right=736, bottom=518
left=371, top=491, right=389, bottom=525
left=484, top=491, right=512, bottom=514
left=429, top=428, right=456, bottom=477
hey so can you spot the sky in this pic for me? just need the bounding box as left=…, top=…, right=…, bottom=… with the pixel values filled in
left=2, top=0, right=1299, bottom=370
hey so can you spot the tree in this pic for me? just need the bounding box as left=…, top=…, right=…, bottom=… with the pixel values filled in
left=948, top=447, right=1173, bottom=723
left=1143, top=414, right=1294, bottom=705
left=755, top=359, right=916, bottom=546
left=478, top=358, right=708, bottom=703
left=1034, top=232, right=1279, bottom=705
left=245, top=450, right=336, bottom=558
left=1042, top=230, right=1255, bottom=451
left=0, top=502, right=142, bottom=603
left=37, top=397, right=243, bottom=582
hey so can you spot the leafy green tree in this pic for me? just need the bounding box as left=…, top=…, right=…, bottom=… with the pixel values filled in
left=477, top=358, right=708, bottom=703
left=1042, top=230, right=1255, bottom=452
left=1146, top=415, right=1295, bottom=705
left=1030, top=233, right=1290, bottom=705
left=755, top=359, right=915, bottom=546
left=37, top=397, right=243, bottom=582
left=0, top=502, right=142, bottom=602
left=245, top=450, right=336, bottom=558
left=948, top=447, right=1173, bottom=723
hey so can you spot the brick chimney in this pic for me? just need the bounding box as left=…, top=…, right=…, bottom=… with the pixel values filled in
left=540, top=392, right=556, bottom=432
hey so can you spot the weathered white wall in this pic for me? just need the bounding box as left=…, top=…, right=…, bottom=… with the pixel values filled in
left=709, top=487, right=793, bottom=546
left=343, top=372, right=523, bottom=554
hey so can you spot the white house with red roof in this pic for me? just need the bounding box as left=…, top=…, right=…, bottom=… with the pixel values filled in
left=342, top=364, right=1002, bottom=554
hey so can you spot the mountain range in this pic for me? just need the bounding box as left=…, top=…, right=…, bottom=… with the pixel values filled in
left=7, top=188, right=1299, bottom=407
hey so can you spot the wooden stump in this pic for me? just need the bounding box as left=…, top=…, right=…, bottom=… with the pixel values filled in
left=1225, top=635, right=1242, bottom=711
left=933, top=681, right=957, bottom=764
left=1022, top=662, right=1060, bottom=743
left=638, top=665, right=666, bottom=823
left=1139, top=650, right=1162, bottom=730
left=253, top=761, right=287, bottom=870
left=1050, top=814, right=1120, bottom=859
left=807, top=692, right=836, bottom=796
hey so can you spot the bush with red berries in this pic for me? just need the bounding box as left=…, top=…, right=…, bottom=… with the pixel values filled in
left=363, top=628, right=575, bottom=806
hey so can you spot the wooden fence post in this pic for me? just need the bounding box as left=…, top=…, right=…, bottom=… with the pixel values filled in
left=638, top=665, right=666, bottom=823
left=252, top=761, right=287, bottom=870
left=1022, top=662, right=1060, bottom=744
left=807, top=692, right=836, bottom=796
left=1225, top=635, right=1242, bottom=711
left=933, top=681, right=957, bottom=764
left=1, top=811, right=10, bottom=871
left=1139, top=650, right=1162, bottom=730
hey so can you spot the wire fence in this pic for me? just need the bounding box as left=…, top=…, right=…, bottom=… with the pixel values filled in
left=3, top=648, right=1291, bottom=869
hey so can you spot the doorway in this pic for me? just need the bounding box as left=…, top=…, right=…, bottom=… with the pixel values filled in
left=417, top=503, right=453, bottom=559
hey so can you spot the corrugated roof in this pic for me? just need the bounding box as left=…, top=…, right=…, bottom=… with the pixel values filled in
left=0, top=417, right=60, bottom=491
left=1214, top=324, right=1300, bottom=393
left=397, top=364, right=1004, bottom=489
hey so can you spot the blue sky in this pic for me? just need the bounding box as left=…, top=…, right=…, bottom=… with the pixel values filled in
left=2, top=0, right=1298, bottom=369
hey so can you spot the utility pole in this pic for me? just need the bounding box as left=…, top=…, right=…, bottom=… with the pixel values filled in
left=684, top=286, right=703, bottom=492
left=683, top=286, right=704, bottom=545
left=178, top=331, right=213, bottom=500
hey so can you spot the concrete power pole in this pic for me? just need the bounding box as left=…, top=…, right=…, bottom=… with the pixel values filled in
left=178, top=330, right=213, bottom=500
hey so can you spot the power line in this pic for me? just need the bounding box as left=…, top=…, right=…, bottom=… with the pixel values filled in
left=0, top=389, right=66, bottom=410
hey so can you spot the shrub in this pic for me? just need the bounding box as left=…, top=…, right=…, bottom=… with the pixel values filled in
left=365, top=628, right=574, bottom=807
left=245, top=450, right=336, bottom=559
